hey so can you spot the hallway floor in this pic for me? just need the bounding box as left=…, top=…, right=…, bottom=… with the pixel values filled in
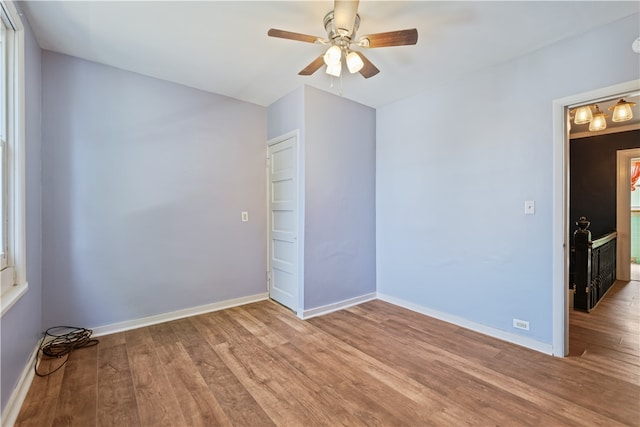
left=631, top=263, right=640, bottom=281
left=569, top=280, right=639, bottom=390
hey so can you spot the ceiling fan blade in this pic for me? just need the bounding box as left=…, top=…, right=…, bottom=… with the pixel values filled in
left=298, top=55, right=326, bottom=76
left=334, top=0, right=359, bottom=35
left=359, top=29, right=418, bottom=48
left=268, top=28, right=322, bottom=44
left=355, top=52, right=379, bottom=79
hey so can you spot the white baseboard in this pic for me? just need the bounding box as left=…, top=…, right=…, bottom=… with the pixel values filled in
left=299, top=292, right=377, bottom=320
left=91, top=292, right=269, bottom=337
left=377, top=293, right=553, bottom=355
left=1, top=343, right=39, bottom=427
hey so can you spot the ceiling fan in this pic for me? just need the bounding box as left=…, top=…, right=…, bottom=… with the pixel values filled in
left=268, top=0, right=418, bottom=79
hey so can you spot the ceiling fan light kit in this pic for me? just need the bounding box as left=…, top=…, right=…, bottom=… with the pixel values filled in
left=268, top=0, right=418, bottom=82
left=326, top=61, right=342, bottom=77
left=346, top=51, right=364, bottom=73
left=323, top=45, right=342, bottom=66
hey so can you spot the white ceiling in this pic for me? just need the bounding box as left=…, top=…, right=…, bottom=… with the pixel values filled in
left=18, top=1, right=640, bottom=108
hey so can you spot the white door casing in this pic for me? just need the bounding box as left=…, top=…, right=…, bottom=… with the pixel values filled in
left=552, top=79, right=640, bottom=357
left=267, top=132, right=301, bottom=312
left=616, top=148, right=640, bottom=281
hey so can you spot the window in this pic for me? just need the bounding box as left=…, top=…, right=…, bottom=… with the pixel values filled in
left=1, top=9, right=9, bottom=269
left=0, top=0, right=26, bottom=316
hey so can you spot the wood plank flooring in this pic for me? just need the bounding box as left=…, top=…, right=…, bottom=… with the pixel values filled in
left=16, top=282, right=640, bottom=426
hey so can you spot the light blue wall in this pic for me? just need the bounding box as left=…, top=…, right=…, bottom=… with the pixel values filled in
left=41, top=52, right=267, bottom=329
left=630, top=162, right=640, bottom=262
left=1, top=14, right=42, bottom=412
left=267, top=86, right=376, bottom=311
left=267, top=86, right=304, bottom=141
left=304, top=87, right=376, bottom=308
left=376, top=13, right=640, bottom=344
left=631, top=213, right=640, bottom=263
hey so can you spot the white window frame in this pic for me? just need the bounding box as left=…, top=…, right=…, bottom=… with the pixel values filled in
left=0, top=0, right=27, bottom=317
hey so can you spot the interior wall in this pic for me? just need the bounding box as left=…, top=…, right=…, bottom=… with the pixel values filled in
left=304, top=86, right=376, bottom=309
left=267, top=86, right=304, bottom=140
left=570, top=130, right=640, bottom=239
left=41, top=51, right=267, bottom=329
left=1, top=15, right=43, bottom=412
left=266, top=85, right=376, bottom=312
left=376, top=13, right=640, bottom=346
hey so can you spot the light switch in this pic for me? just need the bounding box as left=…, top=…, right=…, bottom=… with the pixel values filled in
left=241, top=211, right=249, bottom=222
left=524, top=200, right=535, bottom=215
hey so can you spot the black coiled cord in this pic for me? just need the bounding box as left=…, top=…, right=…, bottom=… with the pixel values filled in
left=34, top=326, right=99, bottom=377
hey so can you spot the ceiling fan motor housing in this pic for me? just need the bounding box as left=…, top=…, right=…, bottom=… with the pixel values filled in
left=324, top=11, right=360, bottom=48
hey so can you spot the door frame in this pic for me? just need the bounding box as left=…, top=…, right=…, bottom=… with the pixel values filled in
left=616, top=148, right=640, bottom=281
left=266, top=130, right=305, bottom=317
left=552, top=79, right=640, bottom=357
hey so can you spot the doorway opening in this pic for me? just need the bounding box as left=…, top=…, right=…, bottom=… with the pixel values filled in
left=552, top=79, right=640, bottom=357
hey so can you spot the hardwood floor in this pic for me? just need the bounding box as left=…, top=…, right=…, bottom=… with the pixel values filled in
left=569, top=281, right=639, bottom=380
left=16, top=285, right=640, bottom=426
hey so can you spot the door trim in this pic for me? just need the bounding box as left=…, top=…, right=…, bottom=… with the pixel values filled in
left=616, top=148, right=640, bottom=281
left=552, top=79, right=640, bottom=357
left=266, top=130, right=304, bottom=317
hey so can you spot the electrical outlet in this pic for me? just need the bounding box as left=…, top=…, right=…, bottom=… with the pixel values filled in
left=513, top=318, right=530, bottom=331
left=241, top=211, right=248, bottom=222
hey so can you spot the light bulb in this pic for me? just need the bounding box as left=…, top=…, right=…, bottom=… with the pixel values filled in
left=588, top=105, right=608, bottom=131
left=323, top=46, right=342, bottom=66
left=325, top=62, right=342, bottom=77
left=346, top=51, right=364, bottom=73
left=574, top=106, right=592, bottom=125
left=609, top=99, right=636, bottom=122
